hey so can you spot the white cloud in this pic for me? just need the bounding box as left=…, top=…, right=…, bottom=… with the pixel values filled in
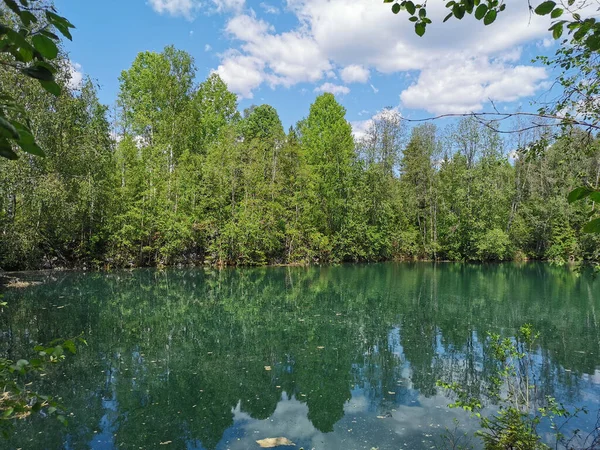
left=400, top=57, right=548, bottom=114
left=214, top=51, right=265, bottom=98
left=350, top=119, right=371, bottom=139
left=351, top=107, right=401, bottom=139
left=314, top=82, right=350, bottom=95
left=260, top=2, right=280, bottom=14
left=211, top=0, right=245, bottom=13
left=148, top=0, right=200, bottom=19
left=205, top=43, right=212, bottom=52
left=340, top=64, right=369, bottom=84
left=214, top=0, right=555, bottom=109
left=220, top=14, right=331, bottom=94
left=148, top=0, right=244, bottom=18
left=68, top=61, right=83, bottom=90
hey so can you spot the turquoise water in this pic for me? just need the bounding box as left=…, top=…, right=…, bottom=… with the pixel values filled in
left=1, top=263, right=599, bottom=449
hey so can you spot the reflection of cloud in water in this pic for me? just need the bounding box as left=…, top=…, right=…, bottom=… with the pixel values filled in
left=227, top=391, right=482, bottom=450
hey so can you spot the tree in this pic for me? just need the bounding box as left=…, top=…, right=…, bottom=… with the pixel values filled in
left=0, top=0, right=75, bottom=159
left=385, top=0, right=600, bottom=233
left=300, top=94, right=355, bottom=248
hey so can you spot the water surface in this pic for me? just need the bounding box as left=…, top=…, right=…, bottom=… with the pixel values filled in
left=1, top=263, right=599, bottom=449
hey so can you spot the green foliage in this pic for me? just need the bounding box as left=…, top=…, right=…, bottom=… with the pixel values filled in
left=0, top=0, right=75, bottom=159
left=0, top=326, right=85, bottom=434
left=0, top=35, right=599, bottom=268
left=475, top=229, right=510, bottom=261
left=385, top=0, right=598, bottom=53
left=438, top=325, right=587, bottom=450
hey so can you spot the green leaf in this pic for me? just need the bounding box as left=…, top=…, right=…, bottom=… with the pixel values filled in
left=19, top=11, right=37, bottom=26
left=418, top=7, right=426, bottom=18
left=550, top=8, right=563, bottom=18
left=16, top=359, right=29, bottom=370
left=11, top=123, right=34, bottom=144
left=552, top=22, right=563, bottom=39
left=22, top=64, right=54, bottom=81
left=3, top=0, right=21, bottom=15
left=453, top=4, right=465, bottom=19
left=40, top=80, right=61, bottom=96
left=32, top=34, right=59, bottom=59
left=415, top=22, right=426, bottom=36
left=567, top=186, right=592, bottom=203
left=63, top=340, right=76, bottom=354
left=534, top=1, right=556, bottom=15
left=483, top=9, right=497, bottom=25
left=46, top=12, right=75, bottom=41
left=405, top=1, right=416, bottom=15
left=0, top=116, right=20, bottom=139
left=5, top=28, right=34, bottom=53
left=18, top=141, right=45, bottom=157
left=0, top=138, right=18, bottom=160
left=2, top=408, right=14, bottom=418
left=589, top=192, right=600, bottom=203
left=392, top=3, right=401, bottom=14
left=583, top=217, right=600, bottom=233
left=443, top=12, right=453, bottom=22
left=39, top=30, right=60, bottom=41
left=475, top=4, right=488, bottom=20
left=585, top=34, right=600, bottom=51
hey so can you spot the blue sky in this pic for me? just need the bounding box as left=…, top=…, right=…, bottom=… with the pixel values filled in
left=55, top=0, right=558, bottom=132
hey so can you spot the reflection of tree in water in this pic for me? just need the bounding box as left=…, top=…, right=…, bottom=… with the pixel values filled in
left=0, top=263, right=598, bottom=448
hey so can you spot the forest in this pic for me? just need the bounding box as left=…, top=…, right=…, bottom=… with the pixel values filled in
left=1, top=44, right=599, bottom=270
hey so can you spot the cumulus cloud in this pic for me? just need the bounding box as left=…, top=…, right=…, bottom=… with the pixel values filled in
left=212, top=0, right=245, bottom=13
left=214, top=0, right=554, bottom=110
left=260, top=2, right=280, bottom=14
left=219, top=14, right=331, bottom=93
left=400, top=57, right=548, bottom=114
left=148, top=0, right=244, bottom=18
left=340, top=64, right=369, bottom=84
left=205, top=43, right=212, bottom=52
left=214, top=51, right=265, bottom=98
left=68, top=61, right=83, bottom=90
left=351, top=107, right=401, bottom=139
left=148, top=0, right=200, bottom=19
left=314, top=82, right=350, bottom=95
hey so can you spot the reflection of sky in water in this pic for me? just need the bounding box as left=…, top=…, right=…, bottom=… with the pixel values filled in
left=85, top=322, right=600, bottom=450
left=2, top=263, right=599, bottom=449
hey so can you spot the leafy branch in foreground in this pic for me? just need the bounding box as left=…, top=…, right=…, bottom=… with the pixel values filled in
left=437, top=324, right=590, bottom=450
left=0, top=332, right=86, bottom=435
left=0, top=0, right=75, bottom=159
left=385, top=0, right=600, bottom=49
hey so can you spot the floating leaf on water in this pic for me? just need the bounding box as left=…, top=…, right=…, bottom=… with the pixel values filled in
left=264, top=366, right=272, bottom=371
left=387, top=391, right=396, bottom=395
left=256, top=437, right=295, bottom=448
left=316, top=346, right=325, bottom=349
left=159, top=441, right=172, bottom=445
left=377, top=415, right=386, bottom=419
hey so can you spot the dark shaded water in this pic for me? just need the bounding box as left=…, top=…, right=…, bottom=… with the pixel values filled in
left=1, top=263, right=599, bottom=449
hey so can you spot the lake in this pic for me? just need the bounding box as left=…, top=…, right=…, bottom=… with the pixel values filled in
left=1, top=262, right=599, bottom=449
